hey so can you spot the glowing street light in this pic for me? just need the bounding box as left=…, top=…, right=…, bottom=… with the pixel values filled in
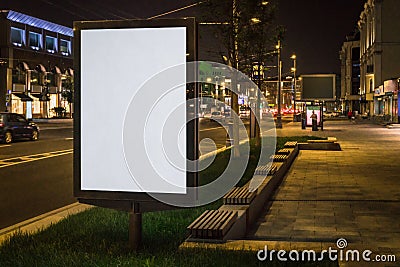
left=250, top=17, right=261, bottom=24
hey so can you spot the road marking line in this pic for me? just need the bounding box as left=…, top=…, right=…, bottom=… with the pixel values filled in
left=0, top=145, right=11, bottom=148
left=65, top=138, right=73, bottom=140
left=0, top=149, right=73, bottom=169
left=200, top=126, right=225, bottom=132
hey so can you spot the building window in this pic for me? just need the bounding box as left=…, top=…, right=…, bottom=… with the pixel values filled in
left=367, top=65, right=374, bottom=74
left=12, top=69, right=26, bottom=84
left=29, top=32, right=42, bottom=50
left=30, top=71, right=40, bottom=85
left=351, top=47, right=360, bottom=61
left=46, top=72, right=56, bottom=86
left=10, top=27, right=25, bottom=47
left=45, top=36, right=57, bottom=53
left=60, top=39, right=71, bottom=56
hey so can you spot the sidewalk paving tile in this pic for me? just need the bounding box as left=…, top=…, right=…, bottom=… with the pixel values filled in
left=249, top=120, right=400, bottom=260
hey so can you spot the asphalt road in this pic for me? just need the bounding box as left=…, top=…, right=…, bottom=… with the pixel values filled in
left=0, top=125, right=74, bottom=229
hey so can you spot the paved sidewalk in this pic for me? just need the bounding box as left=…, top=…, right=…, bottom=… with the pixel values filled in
left=249, top=121, right=400, bottom=265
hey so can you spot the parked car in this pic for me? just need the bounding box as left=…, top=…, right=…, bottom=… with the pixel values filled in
left=323, top=112, right=339, bottom=119
left=0, top=112, right=40, bottom=144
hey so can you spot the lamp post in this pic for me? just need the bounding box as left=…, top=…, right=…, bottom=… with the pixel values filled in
left=276, top=40, right=282, bottom=128
left=291, top=54, right=297, bottom=121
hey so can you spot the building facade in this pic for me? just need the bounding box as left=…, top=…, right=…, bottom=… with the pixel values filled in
left=0, top=10, right=73, bottom=118
left=357, top=0, right=400, bottom=122
left=340, top=31, right=361, bottom=115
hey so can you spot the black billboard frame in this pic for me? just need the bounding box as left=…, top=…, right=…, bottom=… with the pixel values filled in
left=300, top=74, right=336, bottom=101
left=73, top=18, right=198, bottom=214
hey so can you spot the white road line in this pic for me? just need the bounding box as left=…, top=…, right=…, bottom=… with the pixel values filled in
left=65, top=138, right=74, bottom=140
left=0, top=149, right=73, bottom=169
left=0, top=145, right=11, bottom=148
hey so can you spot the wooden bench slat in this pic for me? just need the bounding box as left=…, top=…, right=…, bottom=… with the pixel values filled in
left=219, top=211, right=238, bottom=237
left=187, top=210, right=210, bottom=230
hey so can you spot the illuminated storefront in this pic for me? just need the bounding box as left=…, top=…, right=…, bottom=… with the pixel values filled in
left=0, top=10, right=73, bottom=118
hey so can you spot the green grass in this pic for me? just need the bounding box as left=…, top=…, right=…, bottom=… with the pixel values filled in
left=0, top=136, right=332, bottom=267
left=199, top=136, right=326, bottom=187
left=0, top=206, right=336, bottom=267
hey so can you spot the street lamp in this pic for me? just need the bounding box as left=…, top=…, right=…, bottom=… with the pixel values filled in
left=291, top=54, right=297, bottom=121
left=276, top=40, right=282, bottom=128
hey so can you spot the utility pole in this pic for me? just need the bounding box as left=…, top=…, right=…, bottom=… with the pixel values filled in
left=255, top=61, right=262, bottom=146
left=276, top=40, right=282, bottom=128
left=230, top=0, right=240, bottom=157
left=291, top=54, right=297, bottom=121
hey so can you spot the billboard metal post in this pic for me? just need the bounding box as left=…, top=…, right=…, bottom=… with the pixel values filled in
left=129, top=203, right=142, bottom=251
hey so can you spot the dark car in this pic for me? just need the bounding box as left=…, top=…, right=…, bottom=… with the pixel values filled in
left=0, top=112, right=39, bottom=144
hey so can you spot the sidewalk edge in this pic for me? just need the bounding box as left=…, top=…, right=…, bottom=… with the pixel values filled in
left=0, top=202, right=92, bottom=244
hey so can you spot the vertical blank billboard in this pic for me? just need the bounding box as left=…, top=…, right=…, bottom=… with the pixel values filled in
left=74, top=19, right=196, bottom=199
left=301, top=74, right=336, bottom=101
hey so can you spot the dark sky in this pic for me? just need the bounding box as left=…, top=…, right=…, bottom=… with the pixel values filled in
left=277, top=0, right=365, bottom=75
left=2, top=0, right=365, bottom=75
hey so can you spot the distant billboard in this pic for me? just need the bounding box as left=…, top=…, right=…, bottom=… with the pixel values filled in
left=301, top=74, right=336, bottom=101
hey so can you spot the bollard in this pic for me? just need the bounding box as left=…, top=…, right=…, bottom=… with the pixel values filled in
left=301, top=118, right=306, bottom=129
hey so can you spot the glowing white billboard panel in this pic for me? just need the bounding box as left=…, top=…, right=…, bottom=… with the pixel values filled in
left=80, top=27, right=186, bottom=193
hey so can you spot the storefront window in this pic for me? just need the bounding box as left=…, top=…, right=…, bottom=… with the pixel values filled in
left=30, top=71, right=40, bottom=85
left=46, top=73, right=56, bottom=86
left=12, top=69, right=26, bottom=84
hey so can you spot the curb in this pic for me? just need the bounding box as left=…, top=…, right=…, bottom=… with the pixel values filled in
left=0, top=202, right=92, bottom=245
left=33, top=119, right=73, bottom=123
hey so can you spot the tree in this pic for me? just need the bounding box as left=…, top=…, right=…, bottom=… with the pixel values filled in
left=199, top=0, right=284, bottom=75
left=61, top=77, right=74, bottom=118
left=198, top=0, right=285, bottom=150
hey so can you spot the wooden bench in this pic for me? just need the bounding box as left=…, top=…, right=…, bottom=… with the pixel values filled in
left=254, top=162, right=278, bottom=175
left=187, top=210, right=237, bottom=239
left=276, top=148, right=292, bottom=155
left=284, top=141, right=298, bottom=148
left=223, top=186, right=257, bottom=204
left=308, top=139, right=335, bottom=143
left=270, top=154, right=288, bottom=162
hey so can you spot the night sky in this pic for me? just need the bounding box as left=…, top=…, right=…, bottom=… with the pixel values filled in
left=2, top=0, right=365, bottom=75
